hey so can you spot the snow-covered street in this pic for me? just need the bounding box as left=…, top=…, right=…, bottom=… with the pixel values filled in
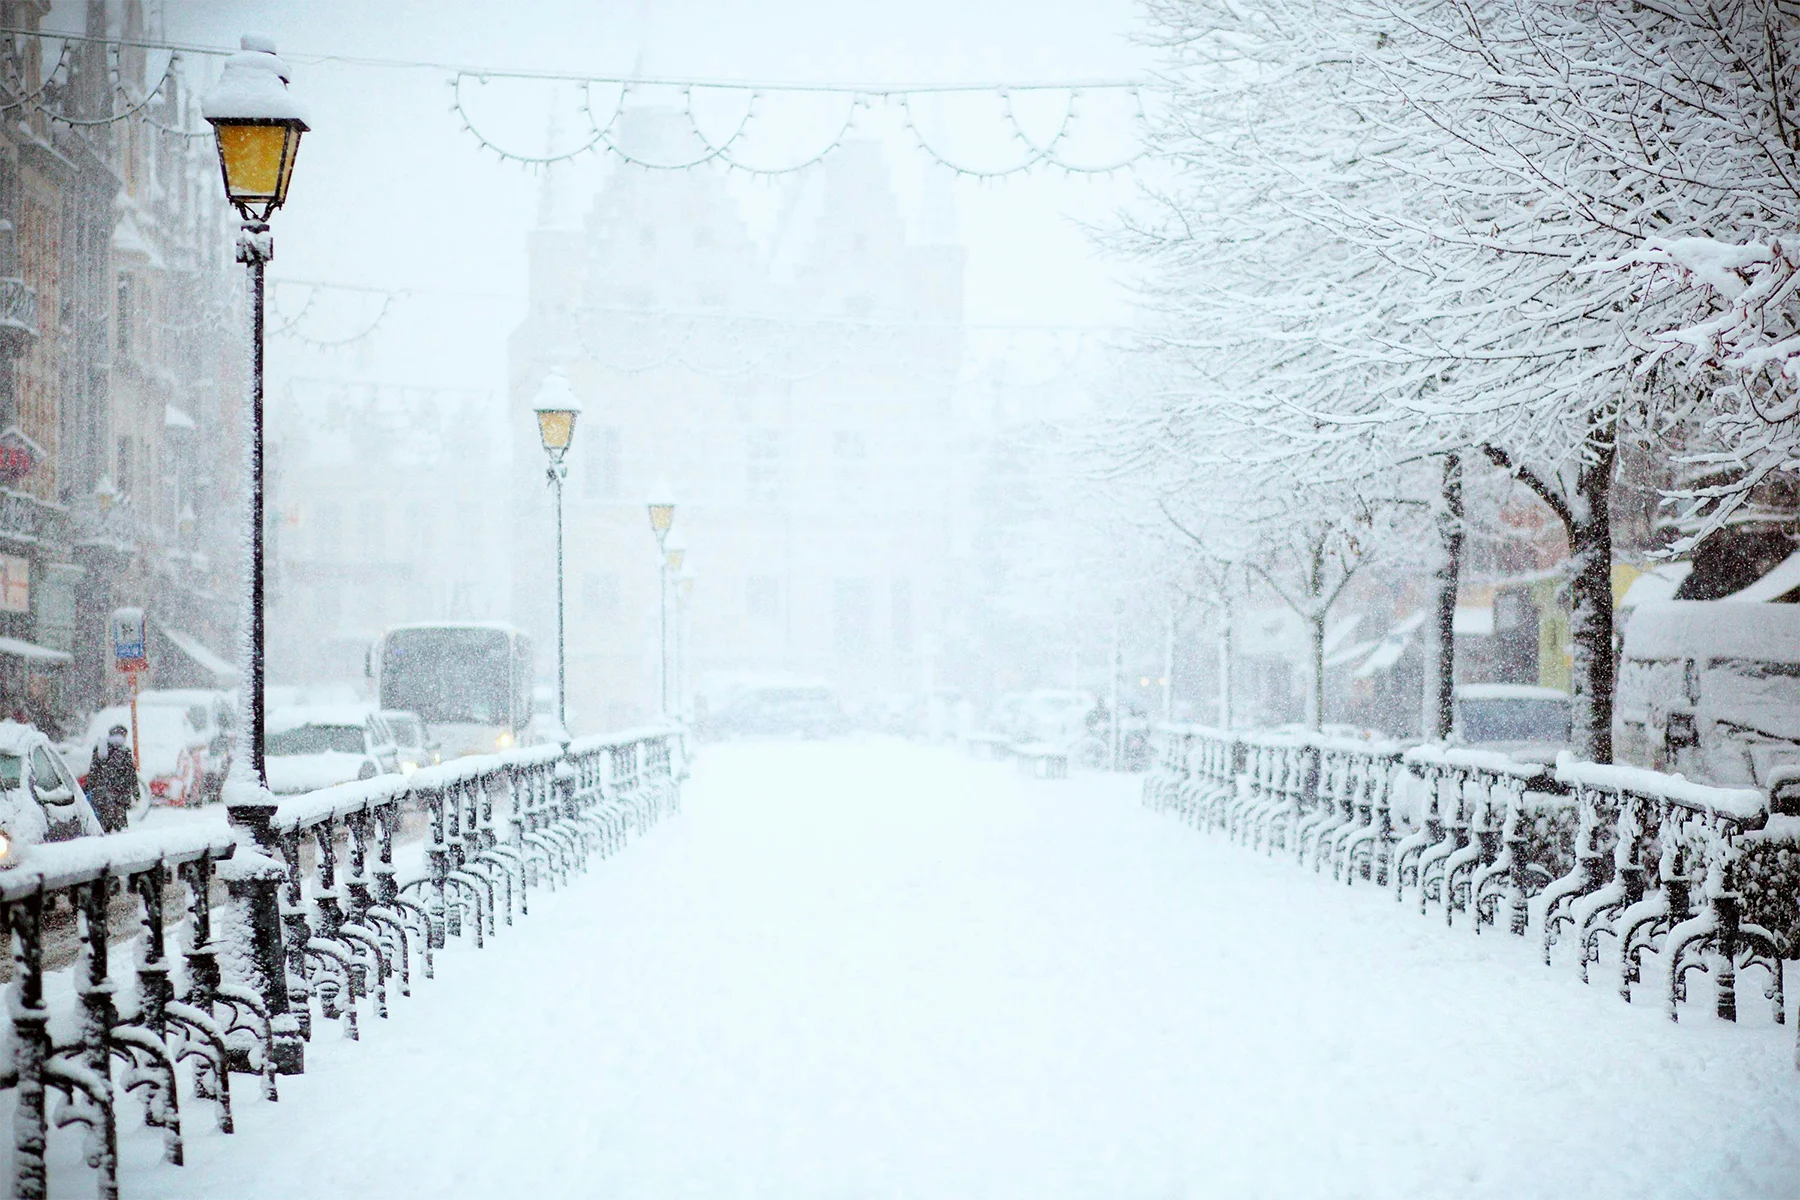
left=105, top=741, right=1800, bottom=1198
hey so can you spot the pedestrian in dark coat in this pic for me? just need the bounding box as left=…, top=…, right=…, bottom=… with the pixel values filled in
left=87, top=724, right=136, bottom=833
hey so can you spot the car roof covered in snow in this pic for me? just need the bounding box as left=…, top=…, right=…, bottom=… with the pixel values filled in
left=267, top=705, right=374, bottom=734
left=0, top=721, right=45, bottom=757
left=1454, top=684, right=1570, bottom=702
left=136, top=688, right=229, bottom=707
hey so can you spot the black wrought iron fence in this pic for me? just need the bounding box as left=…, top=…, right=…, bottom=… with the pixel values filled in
left=1143, top=725, right=1800, bottom=1065
left=0, top=727, right=685, bottom=1200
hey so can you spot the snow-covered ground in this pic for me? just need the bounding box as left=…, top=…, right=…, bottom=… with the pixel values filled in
left=91, top=740, right=1800, bottom=1198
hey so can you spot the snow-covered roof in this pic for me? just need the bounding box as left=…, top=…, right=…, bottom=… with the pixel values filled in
left=1726, top=551, right=1800, bottom=603
left=1623, top=600, right=1800, bottom=663
left=156, top=623, right=239, bottom=685
left=1620, top=563, right=1692, bottom=608
left=1452, top=606, right=1493, bottom=637
left=0, top=637, right=71, bottom=667
left=1455, top=684, right=1570, bottom=702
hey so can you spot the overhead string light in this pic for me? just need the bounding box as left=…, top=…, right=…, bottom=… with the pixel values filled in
left=0, top=37, right=69, bottom=115
left=451, top=70, right=1145, bottom=177
left=0, top=26, right=1149, bottom=175
left=50, top=44, right=177, bottom=127
left=269, top=280, right=403, bottom=351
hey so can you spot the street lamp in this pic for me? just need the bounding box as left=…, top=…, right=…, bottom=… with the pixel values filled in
left=533, top=368, right=582, bottom=739
left=663, top=532, right=687, bottom=717
left=201, top=32, right=308, bottom=1077
left=645, top=480, right=675, bottom=715
left=676, top=564, right=696, bottom=718
left=203, top=34, right=308, bottom=788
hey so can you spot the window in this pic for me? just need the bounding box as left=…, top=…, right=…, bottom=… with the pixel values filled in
left=585, top=427, right=620, bottom=501
left=115, top=437, right=132, bottom=496
left=891, top=579, right=913, bottom=652
left=315, top=503, right=342, bottom=557
left=748, top=429, right=782, bottom=506
left=833, top=430, right=866, bottom=506
left=747, top=575, right=782, bottom=626
left=117, top=276, right=132, bottom=357
left=360, top=500, right=384, bottom=559
left=582, top=571, right=619, bottom=618
left=834, top=578, right=872, bottom=657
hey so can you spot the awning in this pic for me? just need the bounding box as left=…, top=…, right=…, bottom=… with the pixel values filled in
left=155, top=622, right=240, bottom=686
left=1452, top=605, right=1494, bottom=636
left=0, top=636, right=71, bottom=666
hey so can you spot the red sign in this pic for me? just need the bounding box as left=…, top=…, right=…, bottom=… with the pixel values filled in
left=0, top=426, right=43, bottom=485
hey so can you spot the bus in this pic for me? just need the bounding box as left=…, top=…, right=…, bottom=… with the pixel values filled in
left=372, top=622, right=533, bottom=759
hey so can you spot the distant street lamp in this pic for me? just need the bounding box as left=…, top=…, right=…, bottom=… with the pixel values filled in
left=664, top=531, right=688, bottom=716
left=676, top=564, right=696, bottom=717
left=533, top=369, right=582, bottom=739
left=203, top=33, right=308, bottom=787
left=645, top=480, right=676, bottom=716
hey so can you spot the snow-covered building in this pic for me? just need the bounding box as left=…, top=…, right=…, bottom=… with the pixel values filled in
left=510, top=117, right=965, bottom=731
left=267, top=381, right=511, bottom=683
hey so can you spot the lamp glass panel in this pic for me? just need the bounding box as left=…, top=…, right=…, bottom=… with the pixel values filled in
left=648, top=504, right=674, bottom=533
left=536, top=409, right=576, bottom=452
left=667, top=548, right=686, bottom=571
left=215, top=124, right=294, bottom=201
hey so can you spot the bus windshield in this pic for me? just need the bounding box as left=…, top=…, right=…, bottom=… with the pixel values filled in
left=380, top=626, right=518, bottom=726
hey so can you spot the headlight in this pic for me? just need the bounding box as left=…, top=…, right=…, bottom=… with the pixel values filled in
left=0, top=830, right=14, bottom=860
left=400, top=761, right=417, bottom=777
left=496, top=731, right=515, bottom=750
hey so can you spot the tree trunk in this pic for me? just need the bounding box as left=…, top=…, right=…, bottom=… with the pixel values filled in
left=1218, top=606, right=1233, bottom=729
left=1567, top=430, right=1617, bottom=763
left=1425, top=453, right=1464, bottom=740
left=1307, top=611, right=1326, bottom=731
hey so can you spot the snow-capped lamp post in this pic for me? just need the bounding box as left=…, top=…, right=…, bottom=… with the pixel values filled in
left=677, top=563, right=696, bottom=717
left=532, top=369, right=582, bottom=740
left=202, top=34, right=307, bottom=788
left=202, top=32, right=309, bottom=1078
left=646, top=481, right=676, bottom=716
left=663, top=531, right=688, bottom=716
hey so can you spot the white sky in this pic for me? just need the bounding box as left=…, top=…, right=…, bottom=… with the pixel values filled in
left=139, top=0, right=1153, bottom=396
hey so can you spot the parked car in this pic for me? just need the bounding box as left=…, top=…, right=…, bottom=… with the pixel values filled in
left=264, top=707, right=396, bottom=795
left=378, top=709, right=439, bottom=775
left=1452, top=684, right=1573, bottom=761
left=80, top=698, right=213, bottom=807
left=703, top=682, right=850, bottom=739
left=0, top=721, right=103, bottom=863
left=139, top=689, right=235, bottom=802
left=1616, top=599, right=1800, bottom=788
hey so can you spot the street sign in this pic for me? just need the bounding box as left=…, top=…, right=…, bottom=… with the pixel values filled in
left=111, top=607, right=147, bottom=672
left=0, top=426, right=43, bottom=486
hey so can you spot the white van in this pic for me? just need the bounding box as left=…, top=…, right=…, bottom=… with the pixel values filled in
left=1615, top=600, right=1800, bottom=788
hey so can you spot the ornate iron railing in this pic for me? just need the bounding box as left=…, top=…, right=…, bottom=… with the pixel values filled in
left=0, top=727, right=685, bottom=1199
left=0, top=276, right=37, bottom=344
left=1143, top=725, right=1800, bottom=1064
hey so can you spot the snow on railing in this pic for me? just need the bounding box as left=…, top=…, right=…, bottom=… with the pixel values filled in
left=1142, top=725, right=1799, bottom=1069
left=0, top=726, right=686, bottom=1200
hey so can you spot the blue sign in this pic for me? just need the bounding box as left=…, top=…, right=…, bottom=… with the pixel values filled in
left=111, top=607, right=146, bottom=670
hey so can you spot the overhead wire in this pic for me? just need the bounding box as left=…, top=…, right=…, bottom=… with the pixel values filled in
left=0, top=23, right=1149, bottom=177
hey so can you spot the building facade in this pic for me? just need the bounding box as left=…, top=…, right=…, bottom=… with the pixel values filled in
left=0, top=1, right=247, bottom=733
left=510, top=121, right=965, bottom=731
